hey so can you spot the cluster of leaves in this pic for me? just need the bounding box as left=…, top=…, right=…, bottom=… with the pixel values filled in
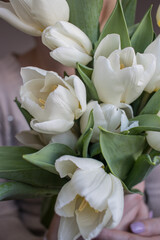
left=0, top=0, right=160, bottom=227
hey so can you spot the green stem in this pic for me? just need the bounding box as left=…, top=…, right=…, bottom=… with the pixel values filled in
left=137, top=92, right=150, bottom=114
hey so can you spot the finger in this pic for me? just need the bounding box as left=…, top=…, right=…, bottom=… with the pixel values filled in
left=94, top=229, right=160, bottom=240
left=47, top=214, right=60, bottom=240
left=135, top=200, right=149, bottom=220
left=117, top=193, right=145, bottom=231
left=130, top=218, right=160, bottom=237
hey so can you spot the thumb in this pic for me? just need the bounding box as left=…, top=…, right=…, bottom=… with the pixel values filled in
left=130, top=217, right=160, bottom=237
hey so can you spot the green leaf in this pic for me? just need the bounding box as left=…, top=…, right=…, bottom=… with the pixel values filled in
left=41, top=196, right=57, bottom=228
left=100, top=128, right=145, bottom=180
left=125, top=154, right=160, bottom=189
left=122, top=0, right=137, bottom=27
left=76, top=110, right=94, bottom=156
left=131, top=6, right=154, bottom=53
left=90, top=143, right=101, bottom=157
left=23, top=143, right=76, bottom=174
left=128, top=114, right=160, bottom=135
left=14, top=98, right=32, bottom=126
left=0, top=181, right=58, bottom=201
left=0, top=147, right=63, bottom=188
left=140, top=90, right=160, bottom=115
left=66, top=0, right=103, bottom=43
left=128, top=23, right=139, bottom=37
left=77, top=63, right=99, bottom=102
left=97, top=0, right=131, bottom=49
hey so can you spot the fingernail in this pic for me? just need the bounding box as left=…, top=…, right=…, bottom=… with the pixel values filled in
left=130, top=222, right=145, bottom=234
left=149, top=210, right=153, bottom=218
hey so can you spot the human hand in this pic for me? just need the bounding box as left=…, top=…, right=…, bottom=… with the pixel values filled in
left=93, top=217, right=160, bottom=240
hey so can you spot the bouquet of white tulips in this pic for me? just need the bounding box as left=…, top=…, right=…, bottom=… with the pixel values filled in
left=0, top=0, right=160, bottom=239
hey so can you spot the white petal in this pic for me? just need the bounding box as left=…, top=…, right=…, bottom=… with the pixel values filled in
left=94, top=34, right=121, bottom=60
left=119, top=103, right=134, bottom=119
left=42, top=26, right=86, bottom=53
left=55, top=181, right=77, bottom=217
left=55, top=156, right=103, bottom=178
left=137, top=53, right=156, bottom=91
left=31, top=118, right=74, bottom=134
left=20, top=66, right=47, bottom=84
left=16, top=130, right=44, bottom=149
left=80, top=101, right=107, bottom=142
left=49, top=130, right=78, bottom=150
left=120, top=110, right=129, bottom=132
left=107, top=174, right=124, bottom=228
left=71, top=168, right=112, bottom=212
left=53, top=21, right=92, bottom=54
left=0, top=2, right=41, bottom=36
left=50, top=47, right=92, bottom=67
left=76, top=206, right=106, bottom=240
left=146, top=131, right=160, bottom=151
left=92, top=56, right=118, bottom=104
left=32, top=0, right=69, bottom=28
left=58, top=217, right=80, bottom=240
left=65, top=75, right=87, bottom=118
left=101, top=104, right=122, bottom=131
left=44, top=85, right=77, bottom=121
left=10, top=0, right=39, bottom=28
left=145, top=35, right=160, bottom=92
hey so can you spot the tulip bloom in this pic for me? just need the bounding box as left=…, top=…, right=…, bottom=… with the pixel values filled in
left=42, top=21, right=92, bottom=67
left=156, top=5, right=160, bottom=27
left=55, top=155, right=124, bottom=240
left=144, top=35, right=160, bottom=93
left=20, top=67, right=86, bottom=134
left=146, top=111, right=160, bottom=151
left=16, top=129, right=78, bottom=150
left=93, top=34, right=156, bottom=106
left=80, top=101, right=137, bottom=142
left=0, top=0, right=69, bottom=36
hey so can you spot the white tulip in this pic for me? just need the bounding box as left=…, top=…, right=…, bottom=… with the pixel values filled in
left=42, top=21, right=92, bottom=67
left=20, top=66, right=86, bottom=134
left=144, top=35, right=160, bottom=93
left=93, top=34, right=156, bottom=106
left=80, top=101, right=138, bottom=142
left=16, top=129, right=78, bottom=150
left=55, top=155, right=124, bottom=240
left=0, top=0, right=69, bottom=36
left=156, top=5, right=160, bottom=27
left=146, top=111, right=160, bottom=151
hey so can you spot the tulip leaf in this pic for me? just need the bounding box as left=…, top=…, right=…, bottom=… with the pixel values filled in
left=41, top=196, right=57, bottom=228
left=76, top=110, right=94, bottom=156
left=23, top=143, right=76, bottom=174
left=128, top=114, right=160, bottom=135
left=77, top=63, right=99, bottom=102
left=67, top=0, right=103, bottom=43
left=90, top=143, right=101, bottom=157
left=122, top=0, right=137, bottom=27
left=0, top=146, right=64, bottom=188
left=125, top=154, right=160, bottom=189
left=0, top=181, right=58, bottom=201
left=14, top=98, right=32, bottom=126
left=140, top=90, right=160, bottom=115
left=128, top=23, right=139, bottom=37
left=100, top=128, right=145, bottom=180
left=97, top=0, right=131, bottom=49
left=131, top=6, right=154, bottom=53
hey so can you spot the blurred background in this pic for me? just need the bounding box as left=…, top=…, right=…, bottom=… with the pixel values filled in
left=0, top=0, right=159, bottom=59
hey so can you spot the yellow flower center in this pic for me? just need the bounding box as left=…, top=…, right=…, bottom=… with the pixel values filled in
left=158, top=20, right=160, bottom=27
left=38, top=85, right=58, bottom=109
left=120, top=63, right=125, bottom=69
left=78, top=198, right=88, bottom=212
left=78, top=198, right=99, bottom=213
